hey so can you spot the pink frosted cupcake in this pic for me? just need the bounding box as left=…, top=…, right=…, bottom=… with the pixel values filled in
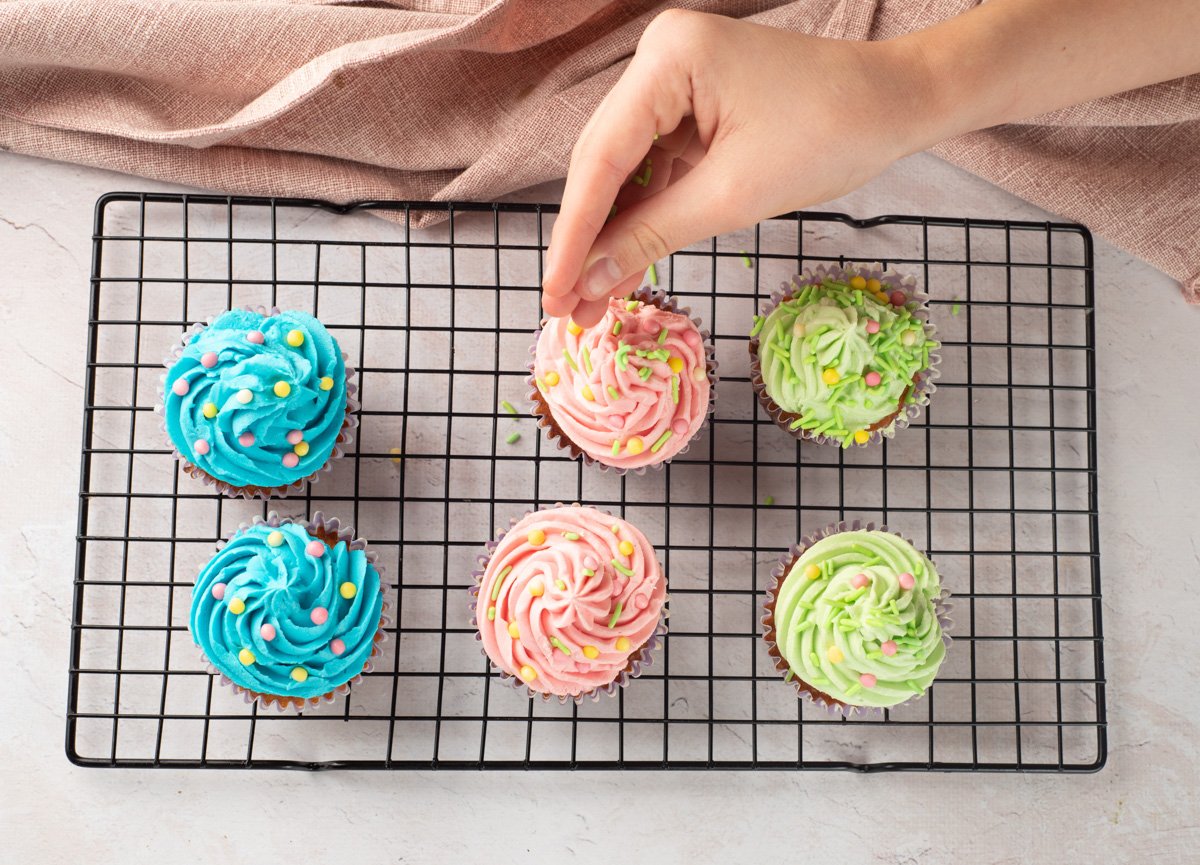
left=529, top=288, right=715, bottom=472
left=470, top=505, right=666, bottom=702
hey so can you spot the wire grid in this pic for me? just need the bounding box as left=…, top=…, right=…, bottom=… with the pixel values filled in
left=68, top=193, right=1105, bottom=771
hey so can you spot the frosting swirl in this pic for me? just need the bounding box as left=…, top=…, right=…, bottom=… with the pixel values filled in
left=753, top=268, right=935, bottom=446
left=164, top=309, right=348, bottom=489
left=533, top=297, right=710, bottom=469
left=190, top=521, right=384, bottom=699
left=475, top=506, right=665, bottom=697
left=771, top=530, right=947, bottom=708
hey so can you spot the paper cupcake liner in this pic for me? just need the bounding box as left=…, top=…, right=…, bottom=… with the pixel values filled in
left=761, top=519, right=953, bottom=719
left=197, top=510, right=391, bottom=713
left=527, top=285, right=718, bottom=476
left=749, top=263, right=941, bottom=447
left=156, top=305, right=360, bottom=500
left=467, top=502, right=669, bottom=705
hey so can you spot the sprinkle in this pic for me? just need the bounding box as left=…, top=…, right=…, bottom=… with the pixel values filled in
left=822, top=368, right=840, bottom=385
left=607, top=385, right=620, bottom=401
left=236, top=388, right=253, bottom=404
left=486, top=605, right=496, bottom=621
left=615, top=341, right=631, bottom=370
left=519, top=665, right=537, bottom=682
left=266, top=531, right=284, bottom=547
left=527, top=529, right=546, bottom=546
left=611, top=559, right=635, bottom=578
left=567, top=319, right=583, bottom=336
left=260, top=623, right=276, bottom=641
left=508, top=621, right=520, bottom=639
left=550, top=636, right=571, bottom=655
left=319, top=376, right=334, bottom=390
left=528, top=582, right=544, bottom=598
left=951, top=301, right=962, bottom=316
left=618, top=540, right=635, bottom=557
left=583, top=645, right=600, bottom=659
left=864, top=371, right=882, bottom=388
left=608, top=602, right=624, bottom=628
left=562, top=349, right=579, bottom=372
left=650, top=430, right=673, bottom=453
left=844, top=682, right=862, bottom=697
left=504, top=431, right=520, bottom=445
left=582, top=569, right=595, bottom=578
left=555, top=579, right=567, bottom=591
left=851, top=573, right=869, bottom=589
left=890, top=290, right=906, bottom=307
left=490, top=566, right=513, bottom=600
left=286, top=329, right=305, bottom=347
left=865, top=319, right=880, bottom=335
left=849, top=275, right=867, bottom=290
left=282, top=452, right=299, bottom=468
left=881, top=640, right=898, bottom=656
left=626, top=436, right=644, bottom=455
left=273, top=381, right=291, bottom=398
left=784, top=669, right=794, bottom=682
left=286, top=429, right=304, bottom=445
left=200, top=351, right=218, bottom=369
left=612, top=320, right=623, bottom=336
left=866, top=277, right=881, bottom=292
left=500, top=400, right=517, bottom=415
left=740, top=251, right=753, bottom=268
left=648, top=263, right=658, bottom=286
left=201, top=402, right=218, bottom=419
left=615, top=636, right=630, bottom=652
left=310, top=606, right=328, bottom=625
left=305, top=540, right=325, bottom=558
left=389, top=447, right=403, bottom=463
left=692, top=366, right=706, bottom=382
left=544, top=371, right=560, bottom=387
left=827, top=645, right=844, bottom=664
left=859, top=673, right=877, bottom=688
left=340, top=581, right=357, bottom=599
left=211, top=582, right=227, bottom=600
left=611, top=439, right=621, bottom=457
left=667, top=356, right=684, bottom=374
left=901, top=330, right=917, bottom=347
left=803, top=564, right=821, bottom=581
left=238, top=648, right=255, bottom=665
left=228, top=598, right=246, bottom=615
left=750, top=316, right=765, bottom=337
left=238, top=431, right=255, bottom=447
left=638, top=366, right=653, bottom=381
left=611, top=524, right=620, bottom=535
left=898, top=572, right=916, bottom=590
left=582, top=384, right=596, bottom=400
left=293, top=441, right=310, bottom=457
left=193, top=439, right=210, bottom=456
left=246, top=330, right=265, bottom=345
left=671, top=375, right=679, bottom=404
left=625, top=300, right=639, bottom=311
left=763, top=495, right=774, bottom=506
left=564, top=531, right=581, bottom=541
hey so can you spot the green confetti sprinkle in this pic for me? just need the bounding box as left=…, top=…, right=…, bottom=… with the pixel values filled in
left=650, top=429, right=673, bottom=453
left=638, top=366, right=652, bottom=381
left=611, top=559, right=635, bottom=578
left=505, top=432, right=521, bottom=445
left=615, top=341, right=631, bottom=370
left=490, top=566, right=513, bottom=601
left=625, top=300, right=639, bottom=311
left=763, top=495, right=774, bottom=506
left=671, top=374, right=679, bottom=404
left=608, top=601, right=624, bottom=628
left=607, top=385, right=620, bottom=401
left=562, top=348, right=579, bottom=372
left=951, top=301, right=962, bottom=316
left=550, top=636, right=571, bottom=655
left=487, top=606, right=496, bottom=621
left=611, top=439, right=621, bottom=457
left=657, top=327, right=668, bottom=344
left=500, top=400, right=517, bottom=416
left=750, top=315, right=765, bottom=337
left=740, top=251, right=753, bottom=268
left=581, top=345, right=592, bottom=375
left=612, top=320, right=623, bottom=336
left=582, top=568, right=595, bottom=577
left=563, top=531, right=580, bottom=541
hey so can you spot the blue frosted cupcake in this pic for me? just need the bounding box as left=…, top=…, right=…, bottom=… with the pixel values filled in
left=191, top=512, right=388, bottom=711
left=160, top=308, right=357, bottom=498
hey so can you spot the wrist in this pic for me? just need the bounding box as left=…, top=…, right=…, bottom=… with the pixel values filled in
left=856, top=37, right=957, bottom=158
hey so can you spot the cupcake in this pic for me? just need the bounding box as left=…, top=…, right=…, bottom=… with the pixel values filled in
left=190, top=512, right=387, bottom=711
left=470, top=504, right=666, bottom=702
left=762, top=522, right=951, bottom=714
left=530, top=287, right=715, bottom=472
left=161, top=308, right=356, bottom=498
left=749, top=264, right=938, bottom=447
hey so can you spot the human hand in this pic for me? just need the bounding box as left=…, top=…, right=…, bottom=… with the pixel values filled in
left=540, top=10, right=933, bottom=326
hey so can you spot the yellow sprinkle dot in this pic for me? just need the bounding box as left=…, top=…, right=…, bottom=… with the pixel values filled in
left=583, top=645, right=600, bottom=659
left=618, top=540, right=635, bottom=557
left=804, top=564, right=821, bottom=581
left=854, top=429, right=870, bottom=445
left=581, top=385, right=595, bottom=401
left=389, top=447, right=402, bottom=464
left=544, top=371, right=560, bottom=387
left=202, top=402, right=218, bottom=419
left=339, top=581, right=357, bottom=599
left=290, top=667, right=309, bottom=683
left=827, top=645, right=845, bottom=664
left=228, top=598, right=245, bottom=615
left=236, top=389, right=253, bottom=404
left=527, top=529, right=546, bottom=546
left=822, top=368, right=840, bottom=386
left=238, top=648, right=256, bottom=665
left=901, top=330, right=918, bottom=347
left=567, top=319, right=583, bottom=336
left=528, top=581, right=544, bottom=597
left=273, top=381, right=291, bottom=398
left=874, top=291, right=890, bottom=305
left=267, top=530, right=284, bottom=547
left=865, top=278, right=882, bottom=292
left=849, top=275, right=867, bottom=290
left=519, top=664, right=537, bottom=682
left=319, top=376, right=334, bottom=391
left=507, top=621, right=520, bottom=639
left=615, top=636, right=630, bottom=652
left=626, top=436, right=644, bottom=455
left=667, top=356, right=684, bottom=374
left=611, top=524, right=620, bottom=535
left=293, top=441, right=310, bottom=457
left=286, top=329, right=305, bottom=347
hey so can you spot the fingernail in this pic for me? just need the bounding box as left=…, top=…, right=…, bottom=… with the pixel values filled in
left=580, top=257, right=622, bottom=300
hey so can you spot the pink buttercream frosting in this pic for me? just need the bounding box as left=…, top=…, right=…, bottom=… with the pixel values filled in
left=532, top=297, right=711, bottom=469
left=475, top=506, right=666, bottom=698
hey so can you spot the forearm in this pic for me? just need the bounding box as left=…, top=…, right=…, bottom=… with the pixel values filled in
left=892, top=0, right=1200, bottom=149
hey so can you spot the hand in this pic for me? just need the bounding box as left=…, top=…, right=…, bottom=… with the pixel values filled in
left=540, top=10, right=932, bottom=326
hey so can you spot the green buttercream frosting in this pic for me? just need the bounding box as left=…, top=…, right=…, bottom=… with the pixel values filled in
left=772, top=530, right=947, bottom=708
left=753, top=271, right=936, bottom=446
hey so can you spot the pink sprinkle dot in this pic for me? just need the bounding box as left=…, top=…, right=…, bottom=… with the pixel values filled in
left=865, top=319, right=880, bottom=335
left=200, top=351, right=218, bottom=368
left=864, top=371, right=882, bottom=388
left=310, top=606, right=329, bottom=625
left=260, top=623, right=276, bottom=641
left=282, top=452, right=300, bottom=468
left=880, top=640, right=898, bottom=657
left=583, top=556, right=598, bottom=570
left=193, top=439, right=210, bottom=456
left=172, top=378, right=189, bottom=396
left=238, top=431, right=256, bottom=447
left=898, top=572, right=915, bottom=590
left=671, top=418, right=688, bottom=436
left=211, top=582, right=227, bottom=600
left=610, top=414, right=626, bottom=430
left=286, top=429, right=304, bottom=445
left=306, top=540, right=325, bottom=558
left=683, top=329, right=700, bottom=347
left=890, top=290, right=906, bottom=307
left=850, top=573, right=869, bottom=589
left=859, top=673, right=877, bottom=688
left=330, top=638, right=346, bottom=656
left=246, top=330, right=265, bottom=345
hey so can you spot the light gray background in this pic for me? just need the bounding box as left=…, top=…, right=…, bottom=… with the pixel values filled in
left=2, top=148, right=1197, bottom=862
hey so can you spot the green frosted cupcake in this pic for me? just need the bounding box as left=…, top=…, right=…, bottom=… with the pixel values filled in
left=762, top=521, right=951, bottom=715
left=749, top=264, right=939, bottom=447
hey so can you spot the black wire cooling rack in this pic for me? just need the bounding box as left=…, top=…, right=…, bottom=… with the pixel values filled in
left=68, top=192, right=1105, bottom=771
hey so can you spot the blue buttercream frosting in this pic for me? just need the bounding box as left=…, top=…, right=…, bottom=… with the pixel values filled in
left=191, top=521, right=384, bottom=698
left=164, top=309, right=347, bottom=489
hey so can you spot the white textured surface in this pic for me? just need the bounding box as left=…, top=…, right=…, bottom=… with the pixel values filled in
left=2, top=148, right=1198, bottom=862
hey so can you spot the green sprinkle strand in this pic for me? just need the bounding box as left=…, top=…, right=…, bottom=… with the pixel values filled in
left=625, top=300, right=639, bottom=311
left=608, top=602, right=624, bottom=628
left=763, top=495, right=774, bottom=506
left=740, top=251, right=753, bottom=268
left=550, top=636, right=571, bottom=655
left=563, top=531, right=581, bottom=541
left=500, top=400, right=517, bottom=416
left=650, top=430, right=673, bottom=453
left=612, top=320, right=623, bottom=336
left=611, top=559, right=635, bottom=578
left=505, top=432, right=521, bottom=445
left=607, top=385, right=620, bottom=401
left=582, top=568, right=595, bottom=577
left=562, top=348, right=579, bottom=372
left=638, top=366, right=653, bottom=381
left=487, top=607, right=496, bottom=621
left=581, top=345, right=592, bottom=375
left=611, top=439, right=621, bottom=457
left=555, top=579, right=567, bottom=591
left=750, top=315, right=765, bottom=337
left=648, top=263, right=658, bottom=285
left=784, top=669, right=795, bottom=683
left=536, top=377, right=547, bottom=393
left=490, top=566, right=513, bottom=601
left=615, top=341, right=631, bottom=370
left=657, top=327, right=668, bottom=344
left=671, top=374, right=679, bottom=404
